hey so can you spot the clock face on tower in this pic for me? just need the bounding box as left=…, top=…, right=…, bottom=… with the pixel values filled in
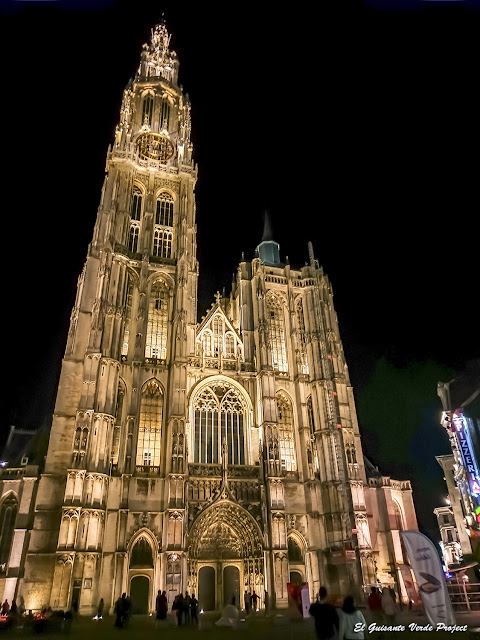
left=136, top=132, right=175, bottom=161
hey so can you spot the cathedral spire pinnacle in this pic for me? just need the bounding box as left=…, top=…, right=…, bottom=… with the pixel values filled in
left=256, top=211, right=281, bottom=266
left=137, top=20, right=179, bottom=84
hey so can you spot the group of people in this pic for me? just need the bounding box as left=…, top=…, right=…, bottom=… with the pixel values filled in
left=170, top=592, right=198, bottom=626
left=244, top=590, right=259, bottom=614
left=114, top=593, right=132, bottom=628
left=309, top=585, right=398, bottom=640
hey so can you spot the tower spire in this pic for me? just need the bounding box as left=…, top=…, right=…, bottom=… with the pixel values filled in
left=256, top=211, right=280, bottom=266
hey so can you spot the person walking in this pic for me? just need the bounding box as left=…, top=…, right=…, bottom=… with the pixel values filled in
left=190, top=593, right=198, bottom=626
left=97, top=598, right=104, bottom=619
left=368, top=587, right=383, bottom=625
left=381, top=588, right=396, bottom=625
left=338, top=596, right=367, bottom=640
left=114, top=595, right=124, bottom=628
left=1, top=600, right=9, bottom=615
left=309, top=586, right=339, bottom=640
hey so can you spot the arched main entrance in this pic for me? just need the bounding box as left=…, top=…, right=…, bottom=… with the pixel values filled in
left=198, top=566, right=216, bottom=611
left=130, top=576, right=150, bottom=614
left=188, top=500, right=264, bottom=610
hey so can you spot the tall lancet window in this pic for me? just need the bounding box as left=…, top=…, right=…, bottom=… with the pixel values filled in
left=136, top=380, right=163, bottom=471
left=160, top=99, right=170, bottom=129
left=145, top=282, right=169, bottom=360
left=128, top=224, right=140, bottom=252
left=142, top=94, right=153, bottom=126
left=296, top=298, right=309, bottom=375
left=267, top=293, right=288, bottom=372
left=0, top=496, right=17, bottom=570
left=121, top=276, right=133, bottom=357
left=276, top=392, right=296, bottom=471
left=130, top=185, right=143, bottom=221
left=155, top=192, right=174, bottom=227
left=111, top=380, right=125, bottom=467
left=193, top=381, right=247, bottom=465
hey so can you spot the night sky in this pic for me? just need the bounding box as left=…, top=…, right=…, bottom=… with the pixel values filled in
left=1, top=0, right=479, bottom=540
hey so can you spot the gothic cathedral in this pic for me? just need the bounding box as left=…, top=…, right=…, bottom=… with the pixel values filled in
left=0, top=23, right=419, bottom=614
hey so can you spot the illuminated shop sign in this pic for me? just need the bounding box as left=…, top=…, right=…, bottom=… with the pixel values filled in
left=452, top=412, right=480, bottom=497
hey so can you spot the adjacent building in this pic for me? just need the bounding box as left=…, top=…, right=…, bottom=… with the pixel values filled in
left=0, top=23, right=418, bottom=614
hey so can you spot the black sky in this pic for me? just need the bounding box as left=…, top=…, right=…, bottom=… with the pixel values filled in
left=0, top=0, right=479, bottom=538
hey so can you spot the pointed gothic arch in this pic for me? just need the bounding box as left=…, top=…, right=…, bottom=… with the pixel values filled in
left=136, top=379, right=164, bottom=472
left=276, top=390, right=296, bottom=471
left=188, top=376, right=253, bottom=465
left=0, top=493, right=18, bottom=570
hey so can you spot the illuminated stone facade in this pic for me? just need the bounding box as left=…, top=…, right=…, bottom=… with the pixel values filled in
left=0, top=24, right=418, bottom=613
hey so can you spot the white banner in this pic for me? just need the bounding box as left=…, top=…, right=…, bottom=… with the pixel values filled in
left=401, top=530, right=455, bottom=626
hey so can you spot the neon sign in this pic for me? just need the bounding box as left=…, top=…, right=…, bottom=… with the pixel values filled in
left=452, top=412, right=480, bottom=497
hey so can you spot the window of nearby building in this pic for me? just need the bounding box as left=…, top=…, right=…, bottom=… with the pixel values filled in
left=193, top=381, right=247, bottom=465
left=145, top=282, right=169, bottom=360
left=276, top=392, right=296, bottom=471
left=111, top=381, right=125, bottom=467
left=136, top=380, right=163, bottom=471
left=446, top=529, right=454, bottom=543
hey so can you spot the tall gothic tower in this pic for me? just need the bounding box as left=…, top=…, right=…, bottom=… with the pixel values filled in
left=13, top=23, right=418, bottom=614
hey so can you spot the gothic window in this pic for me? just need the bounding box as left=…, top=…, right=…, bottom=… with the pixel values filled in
left=202, top=330, right=213, bottom=356
left=225, top=333, right=235, bottom=359
left=276, top=392, right=296, bottom=471
left=145, top=282, right=168, bottom=360
left=130, top=538, right=154, bottom=567
left=267, top=293, right=288, bottom=372
left=155, top=192, right=174, bottom=226
left=152, top=228, right=173, bottom=259
left=0, top=496, right=17, bottom=569
left=213, top=316, right=223, bottom=356
left=130, top=185, right=143, bottom=221
left=111, top=380, right=125, bottom=466
left=393, top=501, right=404, bottom=531
left=287, top=538, right=304, bottom=563
left=193, top=382, right=247, bottom=465
left=296, top=299, right=309, bottom=374
left=307, top=396, right=319, bottom=471
left=121, top=277, right=133, bottom=357
left=128, top=224, right=140, bottom=253
left=160, top=99, right=170, bottom=129
left=136, top=380, right=163, bottom=471
left=142, top=94, right=154, bottom=126
left=346, top=443, right=357, bottom=465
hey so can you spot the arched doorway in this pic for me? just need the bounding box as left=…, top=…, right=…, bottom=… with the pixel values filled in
left=188, top=500, right=264, bottom=610
left=289, top=571, right=303, bottom=585
left=223, top=565, right=240, bottom=607
left=128, top=533, right=156, bottom=614
left=198, top=566, right=216, bottom=611
left=130, top=576, right=150, bottom=614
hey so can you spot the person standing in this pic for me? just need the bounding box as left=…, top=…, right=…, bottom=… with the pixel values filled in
left=97, top=598, right=104, bottom=620
left=338, top=596, right=366, bottom=640
left=155, top=591, right=163, bottom=628
left=176, top=593, right=184, bottom=626
left=309, top=587, right=339, bottom=640
left=190, top=593, right=198, bottom=626
left=368, top=587, right=383, bottom=625
left=114, top=595, right=124, bottom=628
left=184, top=592, right=191, bottom=625
left=251, top=591, right=258, bottom=613
left=1, top=600, right=9, bottom=615
left=244, top=591, right=250, bottom=614
left=381, top=588, right=396, bottom=625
